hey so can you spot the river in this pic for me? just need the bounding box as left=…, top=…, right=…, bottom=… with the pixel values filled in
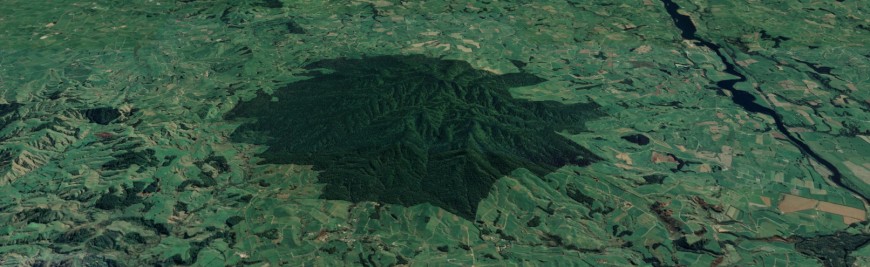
left=659, top=0, right=867, bottom=202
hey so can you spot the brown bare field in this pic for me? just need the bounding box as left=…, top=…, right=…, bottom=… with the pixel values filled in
left=760, top=196, right=771, bottom=207
left=778, top=194, right=866, bottom=224
left=817, top=202, right=865, bottom=223
left=778, top=194, right=818, bottom=213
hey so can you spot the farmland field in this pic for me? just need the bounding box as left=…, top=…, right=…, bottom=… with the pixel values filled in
left=0, top=0, right=867, bottom=266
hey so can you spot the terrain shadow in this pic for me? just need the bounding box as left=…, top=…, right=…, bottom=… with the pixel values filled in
left=227, top=55, right=603, bottom=219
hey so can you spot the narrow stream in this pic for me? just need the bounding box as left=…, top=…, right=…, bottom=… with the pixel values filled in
left=659, top=0, right=867, bottom=202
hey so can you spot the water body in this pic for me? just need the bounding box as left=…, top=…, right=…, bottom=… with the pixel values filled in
left=659, top=0, right=868, bottom=202
left=621, top=134, right=650, bottom=146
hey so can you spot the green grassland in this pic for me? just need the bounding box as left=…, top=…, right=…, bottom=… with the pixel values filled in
left=0, top=0, right=867, bottom=266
